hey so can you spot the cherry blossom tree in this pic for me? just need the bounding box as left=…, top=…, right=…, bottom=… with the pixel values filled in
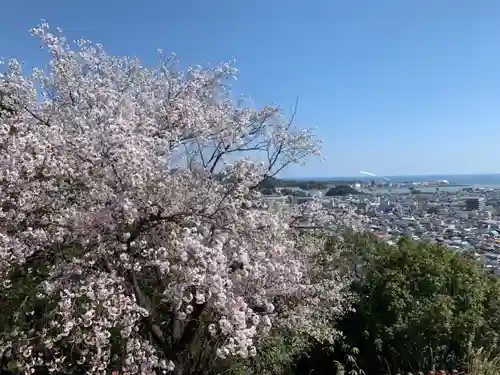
left=0, top=22, right=359, bottom=375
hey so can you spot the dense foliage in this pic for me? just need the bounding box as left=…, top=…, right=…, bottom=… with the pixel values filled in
left=325, top=185, right=362, bottom=196
left=0, top=23, right=363, bottom=375
left=301, top=233, right=500, bottom=375
left=215, top=233, right=500, bottom=375
left=257, top=177, right=358, bottom=191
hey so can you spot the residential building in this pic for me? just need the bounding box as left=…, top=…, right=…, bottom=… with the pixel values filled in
left=465, top=197, right=485, bottom=211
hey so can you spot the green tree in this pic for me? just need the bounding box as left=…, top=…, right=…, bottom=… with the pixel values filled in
left=219, top=331, right=311, bottom=375
left=332, top=234, right=500, bottom=374
left=325, top=185, right=361, bottom=196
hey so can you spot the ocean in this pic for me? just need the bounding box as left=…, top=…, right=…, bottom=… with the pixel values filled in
left=371, top=174, right=500, bottom=186
left=296, top=174, right=500, bottom=194
left=303, top=174, right=500, bottom=185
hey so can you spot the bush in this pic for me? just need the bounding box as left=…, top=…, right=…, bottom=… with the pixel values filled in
left=325, top=185, right=362, bottom=196
left=468, top=347, right=500, bottom=375
left=325, top=234, right=500, bottom=375
left=219, top=330, right=311, bottom=375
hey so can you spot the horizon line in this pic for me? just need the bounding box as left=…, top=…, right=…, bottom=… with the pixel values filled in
left=283, top=172, right=500, bottom=180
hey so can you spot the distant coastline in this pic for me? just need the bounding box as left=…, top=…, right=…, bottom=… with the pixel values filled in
left=260, top=174, right=500, bottom=196
left=288, top=173, right=500, bottom=186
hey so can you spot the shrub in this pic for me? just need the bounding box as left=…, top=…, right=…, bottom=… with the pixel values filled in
left=329, top=234, right=500, bottom=375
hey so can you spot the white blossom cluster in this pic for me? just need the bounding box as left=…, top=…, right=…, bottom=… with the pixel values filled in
left=0, top=22, right=362, bottom=374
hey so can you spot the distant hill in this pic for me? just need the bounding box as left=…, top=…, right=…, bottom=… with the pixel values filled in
left=325, top=185, right=362, bottom=196
left=257, top=177, right=357, bottom=191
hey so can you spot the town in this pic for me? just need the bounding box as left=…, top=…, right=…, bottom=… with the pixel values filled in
left=260, top=178, right=500, bottom=273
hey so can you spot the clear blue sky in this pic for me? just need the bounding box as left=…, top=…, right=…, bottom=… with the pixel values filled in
left=1, top=0, right=500, bottom=177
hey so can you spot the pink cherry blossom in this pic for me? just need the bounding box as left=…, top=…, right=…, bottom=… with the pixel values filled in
left=0, top=22, right=361, bottom=375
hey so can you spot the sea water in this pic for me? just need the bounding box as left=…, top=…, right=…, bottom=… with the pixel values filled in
left=296, top=174, right=500, bottom=194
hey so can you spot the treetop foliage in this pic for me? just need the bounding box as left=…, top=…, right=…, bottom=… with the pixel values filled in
left=0, top=22, right=363, bottom=375
left=328, top=233, right=500, bottom=375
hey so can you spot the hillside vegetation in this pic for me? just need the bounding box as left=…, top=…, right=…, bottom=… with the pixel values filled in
left=325, top=185, right=364, bottom=196
left=216, top=233, right=500, bottom=375
left=1, top=23, right=499, bottom=375
left=258, top=177, right=358, bottom=191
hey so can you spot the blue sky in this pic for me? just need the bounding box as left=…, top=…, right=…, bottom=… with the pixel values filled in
left=1, top=0, right=500, bottom=177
